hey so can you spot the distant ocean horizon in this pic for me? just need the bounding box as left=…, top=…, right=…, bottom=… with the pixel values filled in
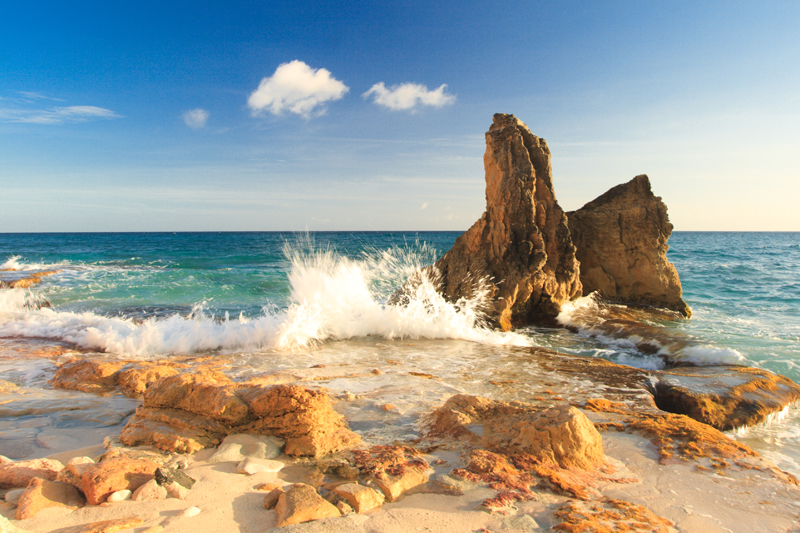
left=1, top=230, right=799, bottom=474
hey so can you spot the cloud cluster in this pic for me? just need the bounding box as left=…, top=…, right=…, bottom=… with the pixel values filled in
left=248, top=60, right=349, bottom=117
left=363, top=82, right=455, bottom=111
left=0, top=104, right=120, bottom=124
left=183, top=108, right=209, bottom=129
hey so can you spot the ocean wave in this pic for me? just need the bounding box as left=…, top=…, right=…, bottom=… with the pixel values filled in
left=0, top=244, right=530, bottom=355
left=556, top=294, right=745, bottom=366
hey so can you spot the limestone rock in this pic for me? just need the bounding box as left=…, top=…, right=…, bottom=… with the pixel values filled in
left=652, top=365, right=800, bottom=431
left=567, top=174, right=690, bottom=317
left=238, top=384, right=361, bottom=457
left=80, top=457, right=159, bottom=505
left=116, top=363, right=180, bottom=397
left=15, top=478, right=85, bottom=520
left=428, top=395, right=604, bottom=470
left=143, top=371, right=250, bottom=425
left=57, top=456, right=95, bottom=489
left=131, top=479, right=167, bottom=501
left=371, top=469, right=428, bottom=503
left=331, top=483, right=384, bottom=513
left=428, top=113, right=582, bottom=330
left=208, top=434, right=282, bottom=463
left=0, top=458, right=63, bottom=489
left=274, top=483, right=341, bottom=527
left=119, top=406, right=226, bottom=454
left=50, top=359, right=127, bottom=394
left=264, top=486, right=285, bottom=510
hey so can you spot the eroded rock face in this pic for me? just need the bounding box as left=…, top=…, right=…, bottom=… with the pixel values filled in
left=427, top=395, right=604, bottom=470
left=567, top=174, right=690, bottom=317
left=119, top=373, right=360, bottom=457
left=0, top=458, right=63, bottom=489
left=431, top=113, right=581, bottom=330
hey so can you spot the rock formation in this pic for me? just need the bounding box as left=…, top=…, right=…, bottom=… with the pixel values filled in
left=567, top=175, right=691, bottom=317
left=430, top=113, right=582, bottom=330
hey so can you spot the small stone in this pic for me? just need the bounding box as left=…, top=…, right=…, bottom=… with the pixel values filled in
left=380, top=404, right=396, bottom=411
left=264, top=487, right=285, bottom=510
left=164, top=481, right=190, bottom=500
left=107, top=489, right=132, bottom=502
left=208, top=434, right=283, bottom=463
left=255, top=482, right=283, bottom=491
left=275, top=483, right=341, bottom=527
left=343, top=392, right=356, bottom=401
left=15, top=478, right=85, bottom=520
left=371, top=369, right=382, bottom=375
left=501, top=514, right=541, bottom=531
left=337, top=501, right=354, bottom=515
left=166, top=456, right=190, bottom=470
left=154, top=467, right=196, bottom=489
left=4, top=488, right=25, bottom=504
left=181, top=506, right=201, bottom=517
left=132, top=479, right=167, bottom=501
left=331, top=483, right=384, bottom=513
left=237, top=457, right=285, bottom=475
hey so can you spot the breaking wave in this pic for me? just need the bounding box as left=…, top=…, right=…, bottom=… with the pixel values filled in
left=557, top=294, right=745, bottom=366
left=0, top=244, right=530, bottom=356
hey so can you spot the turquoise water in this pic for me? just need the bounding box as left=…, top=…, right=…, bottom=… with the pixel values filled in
left=1, top=231, right=799, bottom=471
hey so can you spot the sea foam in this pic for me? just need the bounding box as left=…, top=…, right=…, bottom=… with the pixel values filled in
left=0, top=244, right=530, bottom=356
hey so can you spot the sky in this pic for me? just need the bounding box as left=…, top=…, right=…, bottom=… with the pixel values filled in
left=1, top=1, right=798, bottom=232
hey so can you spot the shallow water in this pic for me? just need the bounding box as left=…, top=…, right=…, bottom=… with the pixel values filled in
left=1, top=231, right=799, bottom=475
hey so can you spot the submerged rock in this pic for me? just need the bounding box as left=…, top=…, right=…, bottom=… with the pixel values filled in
left=567, top=174, right=691, bottom=317
left=429, top=113, right=581, bottom=330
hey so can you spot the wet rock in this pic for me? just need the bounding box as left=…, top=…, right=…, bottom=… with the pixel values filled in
left=80, top=457, right=159, bottom=505
left=208, top=433, right=282, bottom=463
left=236, top=457, right=284, bottom=475
left=567, top=174, right=690, bottom=317
left=331, top=483, right=385, bottom=512
left=274, top=483, right=341, bottom=527
left=51, top=359, right=128, bottom=394
left=652, top=365, right=800, bottom=431
left=131, top=479, right=167, bottom=501
left=15, top=478, right=85, bottom=519
left=425, top=113, right=581, bottom=330
left=116, top=363, right=180, bottom=397
left=0, top=458, right=63, bottom=489
left=57, top=456, right=95, bottom=489
left=428, top=395, right=604, bottom=469
left=264, top=486, right=285, bottom=509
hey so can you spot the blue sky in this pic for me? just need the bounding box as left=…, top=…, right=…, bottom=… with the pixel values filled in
left=1, top=1, right=798, bottom=231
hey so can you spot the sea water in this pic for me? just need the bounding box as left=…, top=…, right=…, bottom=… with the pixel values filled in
left=1, top=232, right=799, bottom=473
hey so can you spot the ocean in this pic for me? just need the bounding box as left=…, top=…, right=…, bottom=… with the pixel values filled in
left=1, top=231, right=799, bottom=474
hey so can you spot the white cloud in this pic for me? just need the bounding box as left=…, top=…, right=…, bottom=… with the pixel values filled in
left=362, top=82, right=455, bottom=111
left=183, top=108, right=209, bottom=129
left=420, top=202, right=429, bottom=210
left=248, top=60, right=349, bottom=117
left=0, top=105, right=121, bottom=124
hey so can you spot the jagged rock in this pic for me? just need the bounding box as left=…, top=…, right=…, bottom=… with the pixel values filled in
left=0, top=458, right=63, bottom=489
left=15, top=478, right=85, bottom=519
left=652, top=365, right=800, bottom=431
left=274, top=483, right=341, bottom=527
left=428, top=395, right=604, bottom=470
left=120, top=376, right=359, bottom=457
left=427, top=113, right=581, bottom=330
left=567, top=174, right=690, bottom=317
left=116, top=364, right=180, bottom=397
left=57, top=456, right=95, bottom=489
left=553, top=498, right=674, bottom=533
left=331, top=483, right=385, bottom=513
left=264, top=486, right=285, bottom=509
left=51, top=359, right=128, bottom=394
left=80, top=457, right=159, bottom=505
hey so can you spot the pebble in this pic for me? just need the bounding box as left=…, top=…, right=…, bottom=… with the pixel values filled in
left=107, top=489, right=132, bottom=502
left=4, top=488, right=25, bottom=505
left=181, top=506, right=201, bottom=517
